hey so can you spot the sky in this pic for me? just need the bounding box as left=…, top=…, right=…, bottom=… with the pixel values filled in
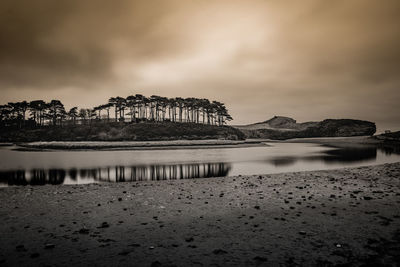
left=0, top=0, right=399, bottom=132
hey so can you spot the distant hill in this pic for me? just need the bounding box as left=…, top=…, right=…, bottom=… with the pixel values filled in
left=236, top=116, right=319, bottom=131
left=235, top=116, right=376, bottom=140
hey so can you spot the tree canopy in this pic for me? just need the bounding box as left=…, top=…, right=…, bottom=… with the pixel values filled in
left=0, top=95, right=233, bottom=128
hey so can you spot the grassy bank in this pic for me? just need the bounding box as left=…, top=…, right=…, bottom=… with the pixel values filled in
left=0, top=122, right=246, bottom=142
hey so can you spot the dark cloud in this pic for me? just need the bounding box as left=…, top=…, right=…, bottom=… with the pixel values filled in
left=0, top=0, right=106, bottom=87
left=0, top=0, right=185, bottom=88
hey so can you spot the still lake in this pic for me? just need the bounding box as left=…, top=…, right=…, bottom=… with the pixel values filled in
left=1, top=142, right=399, bottom=187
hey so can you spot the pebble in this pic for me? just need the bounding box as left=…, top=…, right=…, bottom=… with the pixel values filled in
left=44, top=243, right=55, bottom=249
left=98, top=222, right=110, bottom=228
left=79, top=228, right=90, bottom=234
left=213, top=249, right=228, bottom=255
left=30, top=253, right=40, bottom=258
left=254, top=256, right=268, bottom=262
left=15, top=244, right=26, bottom=252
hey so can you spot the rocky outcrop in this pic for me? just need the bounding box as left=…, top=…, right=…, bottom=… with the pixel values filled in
left=236, top=116, right=376, bottom=140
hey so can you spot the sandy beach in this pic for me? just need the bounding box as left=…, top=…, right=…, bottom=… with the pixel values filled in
left=0, top=162, right=399, bottom=266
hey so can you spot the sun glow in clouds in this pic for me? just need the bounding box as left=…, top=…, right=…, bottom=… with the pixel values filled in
left=115, top=3, right=272, bottom=85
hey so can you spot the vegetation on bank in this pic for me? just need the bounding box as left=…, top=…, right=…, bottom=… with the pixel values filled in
left=373, top=131, right=400, bottom=149
left=0, top=95, right=239, bottom=142
left=380, top=131, right=400, bottom=139
left=0, top=95, right=233, bottom=129
left=0, top=122, right=245, bottom=142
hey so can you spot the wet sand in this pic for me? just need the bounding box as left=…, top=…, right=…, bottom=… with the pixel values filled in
left=0, top=162, right=399, bottom=266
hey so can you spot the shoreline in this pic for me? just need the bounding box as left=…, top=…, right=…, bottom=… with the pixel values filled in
left=1, top=162, right=399, bottom=266
left=280, top=136, right=381, bottom=147
left=4, top=136, right=389, bottom=151
left=0, top=135, right=397, bottom=151
left=12, top=139, right=266, bottom=151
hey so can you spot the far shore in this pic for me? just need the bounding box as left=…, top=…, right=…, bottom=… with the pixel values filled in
left=13, top=139, right=267, bottom=151
left=283, top=135, right=379, bottom=143
left=3, top=135, right=399, bottom=151
left=282, top=136, right=381, bottom=147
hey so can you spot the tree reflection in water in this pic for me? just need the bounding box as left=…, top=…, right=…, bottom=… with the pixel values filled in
left=1, top=145, right=399, bottom=187
left=0, top=163, right=231, bottom=186
left=269, top=146, right=379, bottom=166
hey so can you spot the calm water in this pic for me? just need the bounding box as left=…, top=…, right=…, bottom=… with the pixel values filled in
left=0, top=143, right=399, bottom=186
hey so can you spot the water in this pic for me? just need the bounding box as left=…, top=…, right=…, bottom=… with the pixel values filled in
left=0, top=143, right=399, bottom=186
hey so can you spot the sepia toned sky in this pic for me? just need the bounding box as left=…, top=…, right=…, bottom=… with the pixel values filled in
left=1, top=0, right=399, bottom=131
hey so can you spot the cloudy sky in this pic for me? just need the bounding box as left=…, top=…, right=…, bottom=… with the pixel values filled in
left=1, top=0, right=399, bottom=131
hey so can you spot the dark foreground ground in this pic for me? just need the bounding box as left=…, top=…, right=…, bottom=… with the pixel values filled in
left=0, top=163, right=399, bottom=266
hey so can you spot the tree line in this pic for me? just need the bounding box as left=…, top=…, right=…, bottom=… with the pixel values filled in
left=0, top=95, right=233, bottom=128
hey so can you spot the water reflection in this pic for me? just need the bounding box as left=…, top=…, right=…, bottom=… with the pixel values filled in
left=1, top=143, right=400, bottom=186
left=269, top=146, right=378, bottom=166
left=269, top=157, right=297, bottom=167
left=0, top=163, right=231, bottom=186
left=322, top=146, right=377, bottom=163
left=377, top=144, right=400, bottom=156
